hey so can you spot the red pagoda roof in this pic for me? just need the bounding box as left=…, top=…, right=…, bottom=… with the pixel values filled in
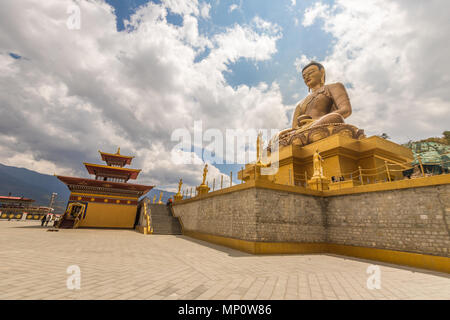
left=99, top=148, right=134, bottom=166
left=99, top=151, right=134, bottom=165
left=0, top=196, right=35, bottom=202
left=56, top=176, right=153, bottom=193
left=84, top=163, right=141, bottom=180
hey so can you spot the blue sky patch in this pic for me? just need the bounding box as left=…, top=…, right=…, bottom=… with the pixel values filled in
left=9, top=52, right=22, bottom=59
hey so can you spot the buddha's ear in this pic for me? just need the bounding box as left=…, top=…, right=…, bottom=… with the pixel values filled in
left=320, top=69, right=325, bottom=85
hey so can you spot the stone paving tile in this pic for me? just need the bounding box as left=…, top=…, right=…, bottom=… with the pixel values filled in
left=241, top=278, right=266, bottom=300
left=1, top=221, right=449, bottom=300
left=195, top=280, right=230, bottom=300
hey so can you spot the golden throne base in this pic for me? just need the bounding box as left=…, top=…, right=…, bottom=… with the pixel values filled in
left=241, top=133, right=414, bottom=189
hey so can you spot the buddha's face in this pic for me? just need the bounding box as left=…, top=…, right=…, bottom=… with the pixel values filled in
left=302, top=65, right=324, bottom=89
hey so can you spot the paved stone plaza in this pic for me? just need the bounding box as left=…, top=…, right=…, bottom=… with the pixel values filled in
left=0, top=221, right=449, bottom=300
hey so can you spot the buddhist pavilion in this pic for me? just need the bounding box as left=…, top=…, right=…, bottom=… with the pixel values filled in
left=57, top=148, right=153, bottom=228
left=0, top=196, right=51, bottom=221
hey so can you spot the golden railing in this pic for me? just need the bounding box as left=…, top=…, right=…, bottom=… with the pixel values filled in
left=184, top=159, right=449, bottom=196
left=143, top=201, right=153, bottom=234
left=289, top=159, right=450, bottom=187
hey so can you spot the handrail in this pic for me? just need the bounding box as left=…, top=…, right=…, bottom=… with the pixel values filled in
left=143, top=202, right=153, bottom=234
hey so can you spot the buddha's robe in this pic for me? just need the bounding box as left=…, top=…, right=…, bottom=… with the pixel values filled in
left=292, top=82, right=352, bottom=130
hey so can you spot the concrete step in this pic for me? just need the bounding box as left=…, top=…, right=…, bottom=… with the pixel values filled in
left=138, top=200, right=181, bottom=235
left=148, top=204, right=173, bottom=216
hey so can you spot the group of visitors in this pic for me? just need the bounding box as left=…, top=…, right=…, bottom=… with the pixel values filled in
left=40, top=214, right=60, bottom=227
left=331, top=176, right=345, bottom=182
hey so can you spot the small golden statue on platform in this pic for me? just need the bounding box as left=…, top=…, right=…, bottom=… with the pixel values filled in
left=256, top=131, right=263, bottom=165
left=158, top=192, right=163, bottom=204
left=312, top=149, right=325, bottom=178
left=174, top=178, right=183, bottom=202
left=196, top=164, right=210, bottom=196
left=308, top=149, right=329, bottom=191
left=202, top=164, right=208, bottom=185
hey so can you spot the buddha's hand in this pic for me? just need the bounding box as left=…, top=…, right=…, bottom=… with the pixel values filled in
left=296, top=114, right=312, bottom=128
left=278, top=128, right=292, bottom=137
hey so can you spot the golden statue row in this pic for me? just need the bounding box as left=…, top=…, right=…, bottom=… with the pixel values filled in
left=152, top=192, right=164, bottom=204
left=174, top=164, right=210, bottom=201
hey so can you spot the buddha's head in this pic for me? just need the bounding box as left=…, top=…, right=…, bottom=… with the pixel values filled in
left=302, top=61, right=325, bottom=90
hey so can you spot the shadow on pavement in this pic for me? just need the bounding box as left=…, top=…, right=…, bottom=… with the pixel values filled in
left=12, top=225, right=51, bottom=229
left=324, top=253, right=450, bottom=278
left=174, top=235, right=251, bottom=258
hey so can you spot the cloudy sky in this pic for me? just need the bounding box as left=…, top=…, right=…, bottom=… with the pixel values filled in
left=1, top=0, right=449, bottom=192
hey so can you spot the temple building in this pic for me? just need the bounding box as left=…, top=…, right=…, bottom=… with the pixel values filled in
left=405, top=141, right=450, bottom=176
left=0, top=196, right=52, bottom=221
left=56, top=148, right=153, bottom=228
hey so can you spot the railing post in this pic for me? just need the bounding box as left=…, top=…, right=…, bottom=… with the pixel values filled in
left=213, top=178, right=215, bottom=191
left=385, top=161, right=391, bottom=182
left=358, top=166, right=363, bottom=185
left=230, top=171, right=232, bottom=187
left=418, top=155, right=425, bottom=177
left=221, top=175, right=223, bottom=189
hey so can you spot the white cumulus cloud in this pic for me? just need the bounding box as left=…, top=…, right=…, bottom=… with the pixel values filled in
left=0, top=0, right=287, bottom=192
left=299, top=0, right=450, bottom=142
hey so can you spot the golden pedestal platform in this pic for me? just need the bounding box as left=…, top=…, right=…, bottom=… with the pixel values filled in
left=196, top=184, right=210, bottom=196
left=307, top=176, right=330, bottom=191
left=328, top=179, right=355, bottom=190
left=174, top=193, right=183, bottom=202
left=240, top=134, right=414, bottom=190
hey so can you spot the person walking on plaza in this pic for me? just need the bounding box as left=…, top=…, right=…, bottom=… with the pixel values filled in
left=41, top=214, right=46, bottom=226
left=45, top=214, right=51, bottom=227
left=53, top=216, right=60, bottom=227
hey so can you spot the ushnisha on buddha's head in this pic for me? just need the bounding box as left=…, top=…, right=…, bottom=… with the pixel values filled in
left=301, top=61, right=325, bottom=91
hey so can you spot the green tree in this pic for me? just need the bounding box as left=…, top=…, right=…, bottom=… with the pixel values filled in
left=443, top=131, right=450, bottom=144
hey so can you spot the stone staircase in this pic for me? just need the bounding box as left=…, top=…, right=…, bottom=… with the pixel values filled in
left=58, top=218, right=74, bottom=229
left=147, top=203, right=182, bottom=235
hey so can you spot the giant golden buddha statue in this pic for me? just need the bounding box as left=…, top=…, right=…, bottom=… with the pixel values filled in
left=240, top=61, right=413, bottom=187
left=271, top=61, right=365, bottom=149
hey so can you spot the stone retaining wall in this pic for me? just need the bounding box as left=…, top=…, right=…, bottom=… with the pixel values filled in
left=173, top=188, right=326, bottom=242
left=326, top=184, right=450, bottom=256
left=172, top=183, right=450, bottom=257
